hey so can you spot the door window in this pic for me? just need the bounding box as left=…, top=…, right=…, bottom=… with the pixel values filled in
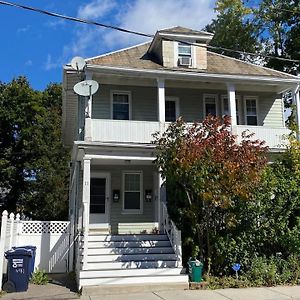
left=90, top=178, right=106, bottom=213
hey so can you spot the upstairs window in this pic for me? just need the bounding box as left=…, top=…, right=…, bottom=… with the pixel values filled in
left=112, top=91, right=131, bottom=120
left=165, top=97, right=179, bottom=122
left=244, top=97, right=258, bottom=125
left=221, top=95, right=241, bottom=125
left=178, top=42, right=192, bottom=66
left=178, top=42, right=191, bottom=58
left=204, top=94, right=217, bottom=117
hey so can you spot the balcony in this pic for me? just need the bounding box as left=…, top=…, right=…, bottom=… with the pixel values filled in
left=90, top=119, right=291, bottom=150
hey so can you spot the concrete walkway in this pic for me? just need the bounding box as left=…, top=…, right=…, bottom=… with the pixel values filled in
left=2, top=285, right=300, bottom=300
left=82, top=286, right=300, bottom=300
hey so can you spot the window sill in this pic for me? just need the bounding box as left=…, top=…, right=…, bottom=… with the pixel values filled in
left=121, top=210, right=143, bottom=215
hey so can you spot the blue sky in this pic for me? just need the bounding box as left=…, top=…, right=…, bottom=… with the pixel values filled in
left=0, top=0, right=217, bottom=90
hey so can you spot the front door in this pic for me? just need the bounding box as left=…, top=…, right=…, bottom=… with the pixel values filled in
left=90, top=173, right=110, bottom=227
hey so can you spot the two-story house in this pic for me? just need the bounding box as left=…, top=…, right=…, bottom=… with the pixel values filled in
left=62, top=27, right=300, bottom=291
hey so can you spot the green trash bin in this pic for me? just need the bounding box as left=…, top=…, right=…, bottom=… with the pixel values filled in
left=188, top=258, right=203, bottom=282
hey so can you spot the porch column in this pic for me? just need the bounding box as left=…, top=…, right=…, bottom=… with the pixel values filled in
left=294, top=86, right=300, bottom=140
left=157, top=170, right=165, bottom=232
left=84, top=72, right=93, bottom=141
left=227, top=83, right=237, bottom=126
left=157, top=79, right=165, bottom=126
left=82, top=158, right=91, bottom=270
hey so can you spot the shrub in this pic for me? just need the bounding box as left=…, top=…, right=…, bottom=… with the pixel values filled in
left=30, top=269, right=49, bottom=285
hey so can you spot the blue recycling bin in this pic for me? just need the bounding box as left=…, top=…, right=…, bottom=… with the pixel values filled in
left=3, top=248, right=33, bottom=292
left=12, top=246, right=36, bottom=276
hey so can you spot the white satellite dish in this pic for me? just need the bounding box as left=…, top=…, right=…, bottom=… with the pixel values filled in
left=73, top=80, right=99, bottom=97
left=71, top=56, right=86, bottom=72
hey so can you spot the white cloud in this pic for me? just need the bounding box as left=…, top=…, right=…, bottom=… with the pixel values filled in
left=77, top=0, right=117, bottom=19
left=17, top=25, right=30, bottom=33
left=44, top=54, right=60, bottom=71
left=103, top=0, right=216, bottom=48
left=59, top=0, right=216, bottom=65
left=25, top=60, right=33, bottom=67
left=45, top=19, right=66, bottom=29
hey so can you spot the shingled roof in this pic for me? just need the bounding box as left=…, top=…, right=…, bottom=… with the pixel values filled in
left=86, top=42, right=296, bottom=79
left=158, top=26, right=214, bottom=37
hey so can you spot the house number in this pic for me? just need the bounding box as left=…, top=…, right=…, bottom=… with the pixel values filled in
left=84, top=181, right=89, bottom=186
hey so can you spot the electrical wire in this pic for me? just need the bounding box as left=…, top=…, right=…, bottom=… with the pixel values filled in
left=0, top=0, right=299, bottom=63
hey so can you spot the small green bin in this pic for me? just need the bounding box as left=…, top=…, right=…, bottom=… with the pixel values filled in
left=188, top=258, right=203, bottom=282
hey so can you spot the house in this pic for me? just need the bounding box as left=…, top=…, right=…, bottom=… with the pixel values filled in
left=62, top=26, right=300, bottom=291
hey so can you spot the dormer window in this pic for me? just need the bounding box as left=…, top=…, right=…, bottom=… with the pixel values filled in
left=178, top=42, right=192, bottom=66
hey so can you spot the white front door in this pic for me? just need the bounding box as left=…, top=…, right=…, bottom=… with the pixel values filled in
left=89, top=173, right=110, bottom=228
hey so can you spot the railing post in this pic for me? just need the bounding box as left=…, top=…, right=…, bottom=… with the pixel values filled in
left=0, top=210, right=8, bottom=291
left=177, top=230, right=183, bottom=267
left=82, top=158, right=91, bottom=270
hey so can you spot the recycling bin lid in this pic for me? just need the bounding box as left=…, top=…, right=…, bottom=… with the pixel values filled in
left=5, top=248, right=33, bottom=257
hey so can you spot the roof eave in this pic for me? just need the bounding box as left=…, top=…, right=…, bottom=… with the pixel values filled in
left=84, top=64, right=300, bottom=88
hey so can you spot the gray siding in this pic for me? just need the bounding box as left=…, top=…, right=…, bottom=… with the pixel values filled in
left=92, top=84, right=284, bottom=127
left=91, top=165, right=156, bottom=234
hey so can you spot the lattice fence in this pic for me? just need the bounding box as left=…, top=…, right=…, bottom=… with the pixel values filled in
left=21, top=221, right=69, bottom=234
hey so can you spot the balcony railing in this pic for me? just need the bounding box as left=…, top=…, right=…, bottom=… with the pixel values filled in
left=232, top=125, right=290, bottom=149
left=91, top=119, right=291, bottom=149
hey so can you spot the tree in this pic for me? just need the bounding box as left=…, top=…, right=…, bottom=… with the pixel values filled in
left=205, top=0, right=261, bottom=61
left=0, top=77, right=69, bottom=220
left=255, top=0, right=300, bottom=75
left=153, top=116, right=268, bottom=264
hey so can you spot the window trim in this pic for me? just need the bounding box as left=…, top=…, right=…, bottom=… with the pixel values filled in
left=165, top=96, right=180, bottom=122
left=175, top=41, right=196, bottom=68
left=243, top=96, right=259, bottom=126
left=110, top=90, right=132, bottom=120
left=122, top=171, right=143, bottom=214
left=221, top=95, right=241, bottom=124
left=203, top=94, right=218, bottom=118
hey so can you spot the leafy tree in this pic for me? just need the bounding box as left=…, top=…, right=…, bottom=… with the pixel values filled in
left=0, top=77, right=69, bottom=220
left=205, top=0, right=261, bottom=61
left=153, top=116, right=268, bottom=265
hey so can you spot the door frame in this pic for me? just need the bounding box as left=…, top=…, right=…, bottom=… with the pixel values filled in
left=90, top=171, right=111, bottom=228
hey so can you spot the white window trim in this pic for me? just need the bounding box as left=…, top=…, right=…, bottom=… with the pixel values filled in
left=110, top=90, right=132, bottom=120
left=243, top=96, right=259, bottom=126
left=165, top=96, right=180, bottom=121
left=175, top=41, right=196, bottom=68
left=203, top=94, right=218, bottom=117
left=122, top=171, right=143, bottom=215
left=221, top=95, right=242, bottom=123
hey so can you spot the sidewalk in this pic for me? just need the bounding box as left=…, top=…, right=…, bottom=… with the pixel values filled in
left=1, top=284, right=300, bottom=300
left=82, top=286, right=300, bottom=300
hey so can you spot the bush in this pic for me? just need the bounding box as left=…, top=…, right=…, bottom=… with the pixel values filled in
left=30, top=269, right=49, bottom=285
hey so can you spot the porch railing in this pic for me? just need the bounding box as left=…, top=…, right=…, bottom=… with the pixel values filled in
left=161, top=203, right=182, bottom=267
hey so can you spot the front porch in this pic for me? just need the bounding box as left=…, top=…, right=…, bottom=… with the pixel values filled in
left=69, top=144, right=187, bottom=289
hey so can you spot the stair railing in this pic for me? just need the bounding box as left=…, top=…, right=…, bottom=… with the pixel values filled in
left=161, top=202, right=182, bottom=267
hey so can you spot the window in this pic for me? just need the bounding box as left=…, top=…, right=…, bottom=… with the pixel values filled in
left=90, top=178, right=106, bottom=214
left=123, top=172, right=142, bottom=213
left=221, top=95, right=241, bottom=125
left=178, top=42, right=191, bottom=58
left=204, top=95, right=217, bottom=117
left=244, top=97, right=258, bottom=125
left=165, top=97, right=179, bottom=122
left=112, top=92, right=131, bottom=120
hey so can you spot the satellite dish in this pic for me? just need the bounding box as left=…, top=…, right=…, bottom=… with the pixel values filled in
left=71, top=56, right=86, bottom=72
left=73, top=80, right=99, bottom=97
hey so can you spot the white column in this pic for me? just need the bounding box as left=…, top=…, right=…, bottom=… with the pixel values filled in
left=227, top=83, right=237, bottom=126
left=157, top=78, right=165, bottom=123
left=84, top=72, right=93, bottom=141
left=82, top=158, right=91, bottom=270
left=294, top=87, right=300, bottom=140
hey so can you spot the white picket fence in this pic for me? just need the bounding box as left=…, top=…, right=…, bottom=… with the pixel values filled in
left=0, top=210, right=71, bottom=290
